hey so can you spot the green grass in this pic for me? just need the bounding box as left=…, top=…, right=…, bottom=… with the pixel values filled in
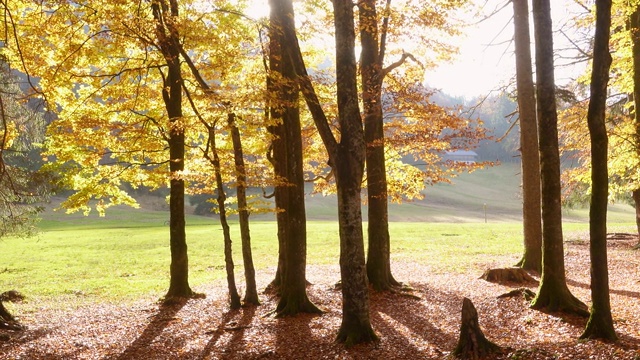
left=1, top=163, right=636, bottom=308
left=3, top=207, right=636, bottom=308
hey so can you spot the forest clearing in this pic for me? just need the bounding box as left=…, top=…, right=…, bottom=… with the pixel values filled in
left=1, top=183, right=639, bottom=359
left=2, top=0, right=640, bottom=358
left=1, top=223, right=639, bottom=359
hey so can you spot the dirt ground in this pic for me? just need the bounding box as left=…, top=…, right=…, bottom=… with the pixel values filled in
left=1, top=235, right=639, bottom=359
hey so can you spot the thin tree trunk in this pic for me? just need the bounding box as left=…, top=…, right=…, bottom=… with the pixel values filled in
left=633, top=190, right=640, bottom=238
left=580, top=0, right=616, bottom=341
left=631, top=6, right=640, bottom=241
left=512, top=0, right=542, bottom=273
left=530, top=0, right=588, bottom=316
left=209, top=128, right=241, bottom=310
left=152, top=0, right=192, bottom=299
left=359, top=0, right=400, bottom=292
left=228, top=113, right=260, bottom=306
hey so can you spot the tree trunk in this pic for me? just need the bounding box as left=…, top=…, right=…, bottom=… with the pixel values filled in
left=268, top=0, right=320, bottom=316
left=0, top=291, right=25, bottom=331
left=580, top=0, right=616, bottom=340
left=359, top=0, right=400, bottom=292
left=452, top=297, right=501, bottom=359
left=273, top=0, right=376, bottom=344
left=530, top=0, right=588, bottom=317
left=333, top=0, right=377, bottom=345
left=633, top=190, right=640, bottom=238
left=228, top=113, right=260, bottom=306
left=209, top=128, right=241, bottom=310
left=631, top=6, right=640, bottom=241
left=512, top=0, right=542, bottom=274
left=152, top=0, right=192, bottom=299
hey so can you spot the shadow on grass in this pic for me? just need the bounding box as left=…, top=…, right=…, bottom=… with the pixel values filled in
left=112, top=298, right=188, bottom=360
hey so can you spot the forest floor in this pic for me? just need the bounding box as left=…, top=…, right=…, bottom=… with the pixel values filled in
left=1, top=233, right=639, bottom=359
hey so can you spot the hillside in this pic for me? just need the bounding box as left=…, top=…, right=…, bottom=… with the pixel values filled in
left=305, top=162, right=636, bottom=223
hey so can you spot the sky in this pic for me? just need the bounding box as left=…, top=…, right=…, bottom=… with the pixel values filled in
left=244, top=0, right=590, bottom=99
left=427, top=0, right=590, bottom=98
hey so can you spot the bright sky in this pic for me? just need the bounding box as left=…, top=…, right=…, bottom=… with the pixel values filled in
left=244, top=0, right=590, bottom=99
left=427, top=0, right=590, bottom=98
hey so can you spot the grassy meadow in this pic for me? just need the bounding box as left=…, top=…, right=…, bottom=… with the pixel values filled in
left=1, top=163, right=636, bottom=308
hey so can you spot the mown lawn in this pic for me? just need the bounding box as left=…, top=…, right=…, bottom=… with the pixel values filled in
left=2, top=204, right=635, bottom=307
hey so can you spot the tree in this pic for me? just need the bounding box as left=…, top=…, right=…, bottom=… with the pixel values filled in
left=530, top=0, right=588, bottom=317
left=630, top=3, right=640, bottom=241
left=359, top=0, right=400, bottom=291
left=0, top=62, right=49, bottom=331
left=204, top=117, right=241, bottom=310
left=228, top=114, right=260, bottom=306
left=4, top=0, right=262, bottom=301
left=272, top=0, right=377, bottom=344
left=331, top=0, right=377, bottom=343
left=0, top=63, right=48, bottom=238
left=580, top=0, right=617, bottom=341
left=151, top=0, right=193, bottom=299
left=512, top=0, right=542, bottom=273
left=267, top=0, right=322, bottom=316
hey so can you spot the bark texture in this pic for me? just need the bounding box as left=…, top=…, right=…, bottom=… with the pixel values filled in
left=481, top=268, right=537, bottom=284
left=452, top=297, right=501, bottom=359
left=268, top=0, right=321, bottom=316
left=512, top=0, right=542, bottom=273
left=333, top=0, right=377, bottom=344
left=0, top=291, right=24, bottom=331
left=272, top=0, right=376, bottom=343
left=580, top=0, right=616, bottom=341
left=152, top=0, right=192, bottom=299
left=359, top=0, right=400, bottom=292
left=228, top=114, right=260, bottom=306
left=530, top=0, right=588, bottom=317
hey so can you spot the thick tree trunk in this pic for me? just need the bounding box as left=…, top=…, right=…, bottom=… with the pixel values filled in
left=228, top=114, right=260, bottom=306
left=359, top=0, right=400, bottom=292
left=152, top=0, right=192, bottom=299
left=268, top=0, right=320, bottom=316
left=452, top=298, right=501, bottom=359
left=209, top=128, right=241, bottom=310
left=530, top=0, right=588, bottom=317
left=581, top=0, right=616, bottom=341
left=513, top=0, right=542, bottom=274
left=0, top=291, right=25, bottom=331
left=273, top=0, right=376, bottom=344
left=333, top=0, right=377, bottom=345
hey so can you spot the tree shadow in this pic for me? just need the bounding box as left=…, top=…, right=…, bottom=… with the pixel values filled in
left=0, top=328, right=58, bottom=358
left=372, top=286, right=459, bottom=350
left=197, top=305, right=259, bottom=359
left=566, top=278, right=640, bottom=299
left=109, top=298, right=188, bottom=360
left=271, top=311, right=320, bottom=358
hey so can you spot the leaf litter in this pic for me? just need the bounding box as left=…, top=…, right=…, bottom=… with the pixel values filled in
left=1, top=236, right=639, bottom=359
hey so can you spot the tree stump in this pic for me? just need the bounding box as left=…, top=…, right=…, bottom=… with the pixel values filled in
left=497, top=288, right=536, bottom=301
left=480, top=268, right=537, bottom=284
left=0, top=290, right=25, bottom=331
left=452, top=297, right=501, bottom=359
